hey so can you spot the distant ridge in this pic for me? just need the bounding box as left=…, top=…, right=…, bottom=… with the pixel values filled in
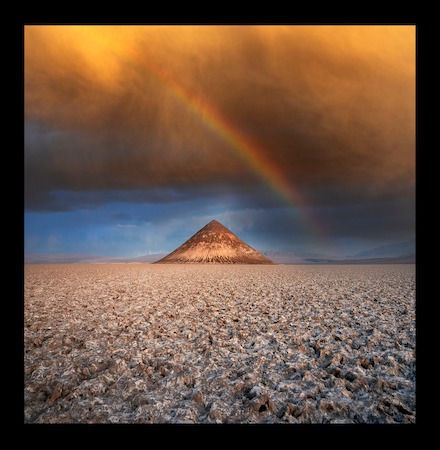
left=24, top=253, right=167, bottom=264
left=352, top=239, right=415, bottom=259
left=154, top=220, right=274, bottom=264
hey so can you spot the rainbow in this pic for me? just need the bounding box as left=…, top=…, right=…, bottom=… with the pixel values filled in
left=113, top=46, right=326, bottom=241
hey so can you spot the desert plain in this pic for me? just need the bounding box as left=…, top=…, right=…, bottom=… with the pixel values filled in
left=24, top=263, right=415, bottom=424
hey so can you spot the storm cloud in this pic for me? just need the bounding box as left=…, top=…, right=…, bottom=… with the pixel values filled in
left=25, top=26, right=415, bottom=208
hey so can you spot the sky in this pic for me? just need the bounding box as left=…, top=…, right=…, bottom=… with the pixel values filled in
left=24, top=25, right=415, bottom=258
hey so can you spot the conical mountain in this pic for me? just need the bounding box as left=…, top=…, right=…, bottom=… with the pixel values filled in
left=154, top=220, right=274, bottom=264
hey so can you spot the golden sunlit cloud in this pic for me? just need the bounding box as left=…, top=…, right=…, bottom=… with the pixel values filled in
left=25, top=25, right=415, bottom=210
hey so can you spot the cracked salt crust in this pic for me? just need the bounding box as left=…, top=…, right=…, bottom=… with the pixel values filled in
left=24, top=263, right=415, bottom=423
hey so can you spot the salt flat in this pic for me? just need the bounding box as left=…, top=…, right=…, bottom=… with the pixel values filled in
left=24, top=263, right=416, bottom=423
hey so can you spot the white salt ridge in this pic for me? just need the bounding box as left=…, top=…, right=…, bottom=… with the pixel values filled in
left=24, top=263, right=415, bottom=423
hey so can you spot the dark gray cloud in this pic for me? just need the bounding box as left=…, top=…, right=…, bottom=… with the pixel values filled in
left=25, top=26, right=415, bottom=215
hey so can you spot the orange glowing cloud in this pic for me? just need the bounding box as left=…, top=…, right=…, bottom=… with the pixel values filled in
left=25, top=25, right=415, bottom=210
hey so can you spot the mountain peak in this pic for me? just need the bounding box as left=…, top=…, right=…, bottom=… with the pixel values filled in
left=201, top=219, right=229, bottom=232
left=155, top=220, right=273, bottom=264
left=206, top=219, right=224, bottom=227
